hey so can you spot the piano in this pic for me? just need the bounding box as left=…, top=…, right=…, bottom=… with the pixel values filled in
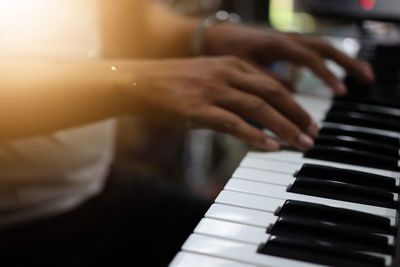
left=169, top=35, right=400, bottom=267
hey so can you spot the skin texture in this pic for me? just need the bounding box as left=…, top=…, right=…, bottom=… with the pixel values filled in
left=0, top=0, right=374, bottom=152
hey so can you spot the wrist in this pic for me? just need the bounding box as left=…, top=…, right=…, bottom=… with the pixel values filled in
left=192, top=10, right=241, bottom=56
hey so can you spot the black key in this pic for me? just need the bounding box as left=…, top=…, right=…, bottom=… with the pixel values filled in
left=331, top=101, right=400, bottom=120
left=368, top=44, right=400, bottom=83
left=276, top=200, right=393, bottom=234
left=325, top=110, right=400, bottom=132
left=374, top=66, right=400, bottom=83
left=341, top=78, right=400, bottom=109
left=320, top=124, right=399, bottom=147
left=296, top=164, right=397, bottom=193
left=288, top=177, right=397, bottom=208
left=258, top=235, right=385, bottom=267
left=305, top=145, right=399, bottom=171
left=315, top=135, right=398, bottom=158
left=267, top=217, right=392, bottom=254
left=339, top=89, right=400, bottom=109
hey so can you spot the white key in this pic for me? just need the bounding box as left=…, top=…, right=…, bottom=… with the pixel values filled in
left=169, top=252, right=255, bottom=267
left=215, top=190, right=285, bottom=213
left=233, top=167, right=293, bottom=186
left=194, top=218, right=268, bottom=244
left=246, top=151, right=399, bottom=178
left=245, top=152, right=400, bottom=179
left=232, top=168, right=399, bottom=200
left=182, top=234, right=324, bottom=267
left=225, top=179, right=397, bottom=218
left=240, top=157, right=300, bottom=174
left=205, top=204, right=277, bottom=228
left=194, top=218, right=392, bottom=265
left=248, top=150, right=303, bottom=163
left=295, top=94, right=331, bottom=121
left=215, top=190, right=397, bottom=226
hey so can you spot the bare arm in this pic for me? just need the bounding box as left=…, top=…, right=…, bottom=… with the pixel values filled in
left=0, top=60, right=130, bottom=141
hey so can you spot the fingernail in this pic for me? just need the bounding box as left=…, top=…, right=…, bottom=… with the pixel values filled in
left=335, top=82, right=347, bottom=95
left=298, top=133, right=314, bottom=150
left=362, top=64, right=375, bottom=82
left=307, top=120, right=320, bottom=138
left=265, top=138, right=280, bottom=151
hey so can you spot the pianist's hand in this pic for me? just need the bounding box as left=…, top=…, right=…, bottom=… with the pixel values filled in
left=203, top=23, right=375, bottom=95
left=121, top=57, right=318, bottom=151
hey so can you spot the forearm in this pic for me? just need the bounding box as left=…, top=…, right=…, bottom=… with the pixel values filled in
left=0, top=60, right=130, bottom=141
left=101, top=0, right=199, bottom=59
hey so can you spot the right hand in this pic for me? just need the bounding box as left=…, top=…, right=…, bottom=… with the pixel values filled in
left=117, top=56, right=318, bottom=151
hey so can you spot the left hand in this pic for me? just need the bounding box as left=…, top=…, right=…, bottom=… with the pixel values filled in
left=204, top=23, right=375, bottom=95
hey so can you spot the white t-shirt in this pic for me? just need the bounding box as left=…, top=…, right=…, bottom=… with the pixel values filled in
left=0, top=0, right=115, bottom=226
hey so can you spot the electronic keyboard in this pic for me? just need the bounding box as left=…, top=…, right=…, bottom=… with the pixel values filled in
left=296, top=0, right=400, bottom=22
left=170, top=39, right=400, bottom=267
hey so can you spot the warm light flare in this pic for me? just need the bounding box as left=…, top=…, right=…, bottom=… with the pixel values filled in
left=0, top=0, right=100, bottom=57
left=0, top=0, right=53, bottom=32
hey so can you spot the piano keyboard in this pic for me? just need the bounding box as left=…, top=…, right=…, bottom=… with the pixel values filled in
left=170, top=40, right=400, bottom=267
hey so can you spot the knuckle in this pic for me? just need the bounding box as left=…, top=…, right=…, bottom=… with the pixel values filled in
left=204, top=85, right=225, bottom=102
left=268, top=35, right=285, bottom=47
left=307, top=52, right=321, bottom=64
left=297, top=47, right=319, bottom=61
left=317, top=38, right=330, bottom=47
left=248, top=97, right=266, bottom=111
left=221, top=117, right=241, bottom=133
left=223, top=55, right=239, bottom=61
left=185, top=110, right=198, bottom=122
left=318, top=39, right=335, bottom=52
left=282, top=125, right=299, bottom=142
left=298, top=110, right=312, bottom=126
left=267, top=86, right=285, bottom=99
left=195, top=75, right=212, bottom=87
left=277, top=122, right=293, bottom=134
left=222, top=55, right=242, bottom=66
left=297, top=114, right=312, bottom=131
left=201, top=87, right=220, bottom=104
left=307, top=54, right=324, bottom=68
left=208, top=66, right=230, bottom=80
left=185, top=78, right=214, bottom=100
left=190, top=75, right=207, bottom=86
left=183, top=110, right=201, bottom=128
left=185, top=108, right=207, bottom=126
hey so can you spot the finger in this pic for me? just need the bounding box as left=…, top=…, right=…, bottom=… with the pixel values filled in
left=267, top=65, right=300, bottom=92
left=267, top=72, right=297, bottom=92
left=222, top=56, right=266, bottom=75
left=189, top=106, right=280, bottom=151
left=213, top=87, right=315, bottom=151
left=295, top=37, right=375, bottom=83
left=236, top=57, right=267, bottom=75
left=265, top=41, right=348, bottom=95
left=229, top=71, right=320, bottom=138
